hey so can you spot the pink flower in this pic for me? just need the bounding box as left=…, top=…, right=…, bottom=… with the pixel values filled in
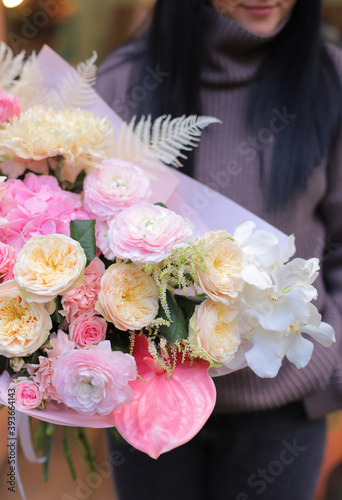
left=95, top=220, right=115, bottom=260
left=61, top=257, right=105, bottom=323
left=52, top=341, right=137, bottom=415
left=0, top=90, right=20, bottom=124
left=26, top=356, right=63, bottom=403
left=46, top=330, right=75, bottom=359
left=0, top=242, right=16, bottom=282
left=0, top=173, right=91, bottom=252
left=83, top=159, right=151, bottom=221
left=69, top=315, right=107, bottom=347
left=14, top=378, right=43, bottom=410
left=112, top=335, right=216, bottom=458
left=108, top=201, right=193, bottom=263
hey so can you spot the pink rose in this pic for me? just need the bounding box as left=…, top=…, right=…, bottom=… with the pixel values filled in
left=69, top=315, right=107, bottom=347
left=52, top=341, right=137, bottom=415
left=84, top=159, right=151, bottom=221
left=108, top=201, right=193, bottom=263
left=14, top=378, right=43, bottom=410
left=61, top=257, right=105, bottom=323
left=0, top=90, right=20, bottom=124
left=0, top=242, right=16, bottom=282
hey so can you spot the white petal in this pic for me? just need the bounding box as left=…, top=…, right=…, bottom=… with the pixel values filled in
left=283, top=334, right=313, bottom=369
left=241, top=264, right=273, bottom=290
left=279, top=234, right=296, bottom=264
left=258, top=301, right=293, bottom=332
left=285, top=289, right=312, bottom=323
left=233, top=220, right=255, bottom=246
left=302, top=322, right=336, bottom=347
left=245, top=331, right=283, bottom=378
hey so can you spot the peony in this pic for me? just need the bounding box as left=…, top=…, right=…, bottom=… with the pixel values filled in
left=196, top=230, right=247, bottom=305
left=0, top=90, right=20, bottom=124
left=189, top=298, right=241, bottom=365
left=61, top=257, right=105, bottom=323
left=0, top=106, right=114, bottom=166
left=0, top=242, right=16, bottom=282
left=84, top=159, right=151, bottom=220
left=14, top=378, right=43, bottom=410
left=0, top=280, right=52, bottom=358
left=95, top=263, right=159, bottom=331
left=69, top=314, right=107, bottom=347
left=51, top=341, right=137, bottom=415
left=107, top=201, right=193, bottom=263
left=14, top=234, right=86, bottom=303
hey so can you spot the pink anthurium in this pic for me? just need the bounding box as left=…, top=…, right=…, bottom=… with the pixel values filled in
left=111, top=334, right=216, bottom=459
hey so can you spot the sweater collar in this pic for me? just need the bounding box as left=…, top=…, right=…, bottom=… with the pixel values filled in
left=201, top=5, right=290, bottom=86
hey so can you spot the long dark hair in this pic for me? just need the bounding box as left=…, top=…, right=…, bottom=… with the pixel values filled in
left=134, top=0, right=342, bottom=210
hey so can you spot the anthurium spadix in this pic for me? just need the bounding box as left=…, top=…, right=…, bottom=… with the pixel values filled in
left=111, top=334, right=216, bottom=459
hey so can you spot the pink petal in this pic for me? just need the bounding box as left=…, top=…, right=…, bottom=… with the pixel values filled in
left=112, top=334, right=216, bottom=459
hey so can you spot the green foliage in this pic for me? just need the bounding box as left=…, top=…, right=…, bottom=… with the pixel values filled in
left=70, top=219, right=96, bottom=266
left=159, top=291, right=188, bottom=347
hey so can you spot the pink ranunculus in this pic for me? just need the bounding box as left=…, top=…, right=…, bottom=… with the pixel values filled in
left=61, top=257, right=105, bottom=323
left=0, top=90, right=20, bottom=124
left=51, top=341, right=137, bottom=415
left=0, top=242, right=16, bottom=282
left=14, top=378, right=43, bottom=410
left=108, top=201, right=193, bottom=263
left=69, top=314, right=107, bottom=347
left=95, top=220, right=115, bottom=260
left=0, top=173, right=92, bottom=251
left=83, top=159, right=151, bottom=221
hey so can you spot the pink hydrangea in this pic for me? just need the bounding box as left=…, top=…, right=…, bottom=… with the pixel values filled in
left=51, top=341, right=137, bottom=415
left=108, top=201, right=193, bottom=263
left=0, top=242, right=16, bottom=282
left=0, top=90, right=20, bottom=124
left=83, top=159, right=151, bottom=221
left=14, top=378, right=43, bottom=410
left=0, top=173, right=92, bottom=252
left=61, top=257, right=105, bottom=323
left=69, top=314, right=107, bottom=347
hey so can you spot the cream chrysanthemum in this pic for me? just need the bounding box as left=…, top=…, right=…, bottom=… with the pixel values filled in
left=0, top=106, right=114, bottom=166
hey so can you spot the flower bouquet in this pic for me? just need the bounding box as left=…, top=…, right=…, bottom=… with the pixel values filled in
left=0, top=43, right=336, bottom=482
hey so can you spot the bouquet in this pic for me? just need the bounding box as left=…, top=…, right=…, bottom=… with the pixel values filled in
left=0, top=42, right=335, bottom=474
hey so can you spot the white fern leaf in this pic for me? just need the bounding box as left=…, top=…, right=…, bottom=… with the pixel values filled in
left=44, top=51, right=98, bottom=110
left=116, top=114, right=221, bottom=168
left=11, top=53, right=48, bottom=110
left=0, top=42, right=26, bottom=92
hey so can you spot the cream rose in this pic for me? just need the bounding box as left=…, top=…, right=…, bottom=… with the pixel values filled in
left=189, top=298, right=241, bottom=365
left=95, top=263, right=159, bottom=331
left=14, top=234, right=86, bottom=303
left=197, top=230, right=246, bottom=305
left=0, top=281, right=52, bottom=358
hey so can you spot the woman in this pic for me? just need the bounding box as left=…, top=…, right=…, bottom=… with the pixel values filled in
left=96, top=1, right=342, bottom=499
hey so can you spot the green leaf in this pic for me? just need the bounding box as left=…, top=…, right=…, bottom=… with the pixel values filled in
left=50, top=295, right=63, bottom=327
left=154, top=202, right=168, bottom=209
left=159, top=291, right=188, bottom=347
left=109, top=326, right=130, bottom=354
left=70, top=219, right=96, bottom=266
left=174, top=294, right=206, bottom=322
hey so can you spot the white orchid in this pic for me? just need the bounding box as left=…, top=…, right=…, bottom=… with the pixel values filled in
left=232, top=222, right=335, bottom=378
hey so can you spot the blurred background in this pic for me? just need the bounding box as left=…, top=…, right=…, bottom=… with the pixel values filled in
left=0, top=0, right=342, bottom=499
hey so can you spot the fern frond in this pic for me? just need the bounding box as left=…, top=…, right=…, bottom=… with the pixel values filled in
left=116, top=114, right=221, bottom=168
left=0, top=42, right=26, bottom=92
left=11, top=52, right=48, bottom=110
left=44, top=51, right=98, bottom=110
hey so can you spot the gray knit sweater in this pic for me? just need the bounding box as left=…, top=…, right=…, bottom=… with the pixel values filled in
left=96, top=7, right=342, bottom=419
